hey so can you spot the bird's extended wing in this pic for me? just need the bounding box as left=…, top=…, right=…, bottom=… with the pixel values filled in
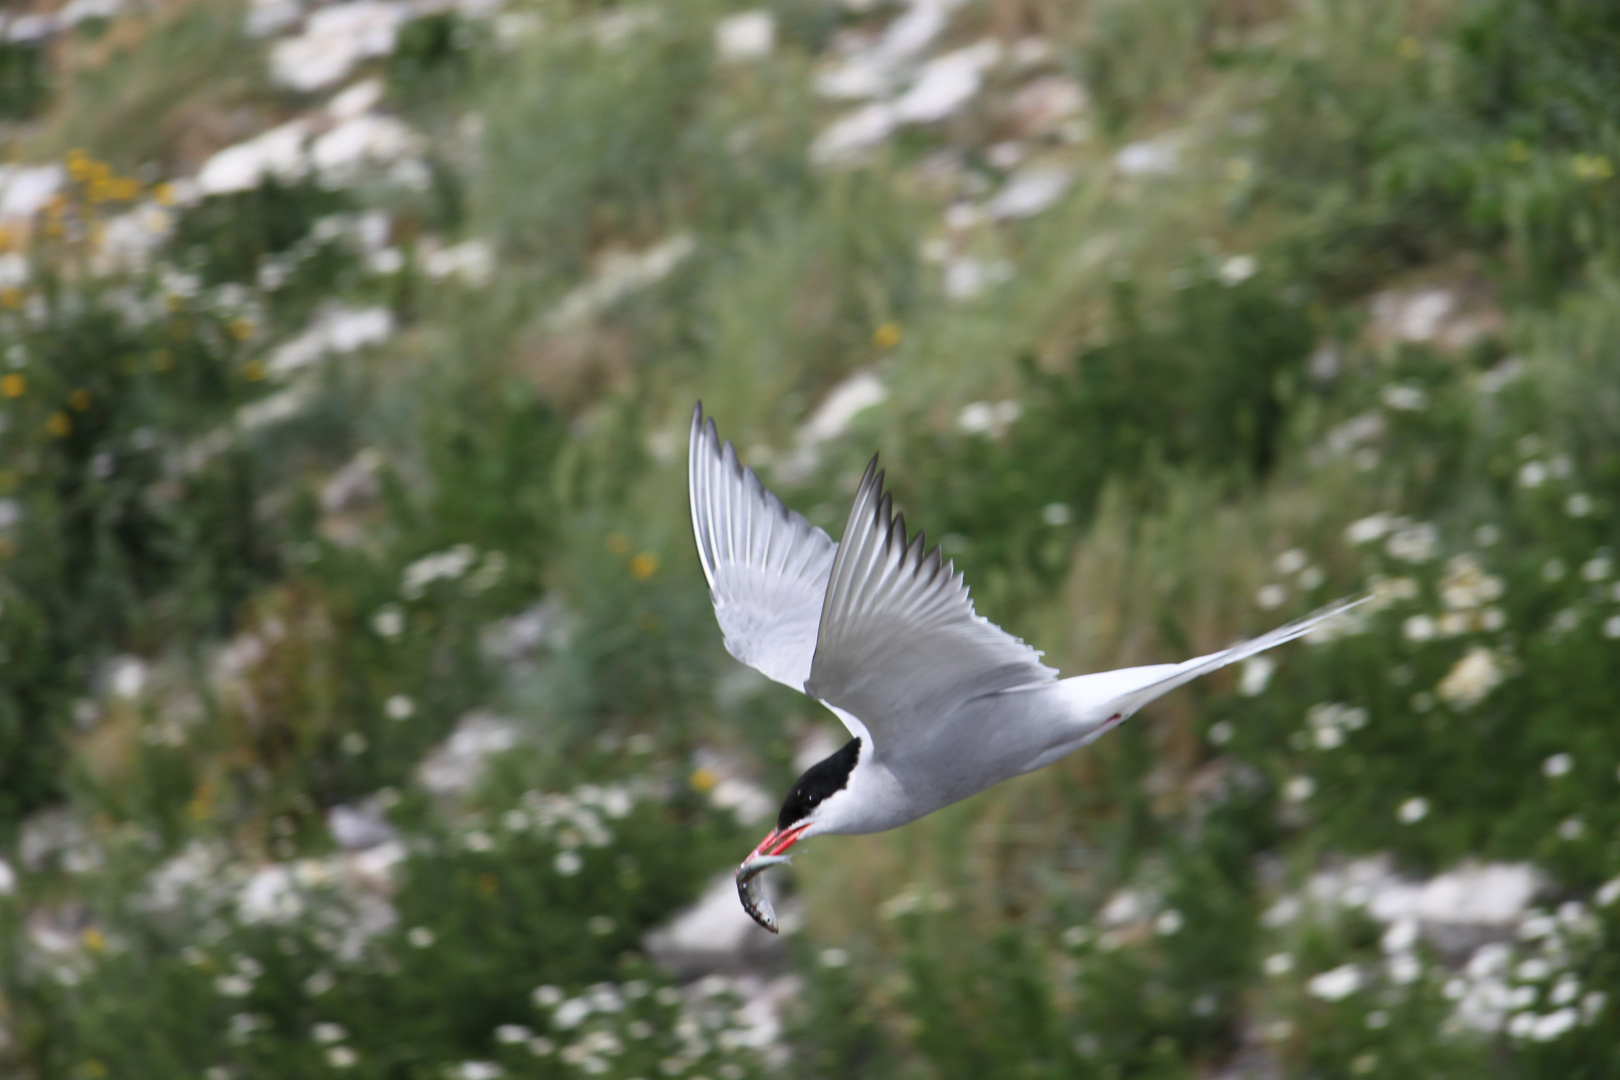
left=689, top=404, right=837, bottom=693
left=805, top=459, right=1057, bottom=761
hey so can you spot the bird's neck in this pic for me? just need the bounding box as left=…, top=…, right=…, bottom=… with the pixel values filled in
left=816, top=751, right=916, bottom=836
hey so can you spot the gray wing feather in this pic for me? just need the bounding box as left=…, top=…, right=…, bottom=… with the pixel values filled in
left=806, top=459, right=1057, bottom=761
left=688, top=404, right=836, bottom=692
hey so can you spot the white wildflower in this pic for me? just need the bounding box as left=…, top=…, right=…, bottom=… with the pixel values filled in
left=714, top=10, right=774, bottom=62
left=1566, top=493, right=1593, bottom=517
left=385, top=695, right=415, bottom=720
left=1284, top=776, right=1315, bottom=802
left=820, top=947, right=850, bottom=968
left=313, top=1023, right=347, bottom=1044
left=1403, top=615, right=1437, bottom=643
left=1388, top=953, right=1422, bottom=985
left=407, top=926, right=435, bottom=948
left=1543, top=753, right=1573, bottom=778
left=1386, top=523, right=1438, bottom=563
left=1346, top=513, right=1395, bottom=545
left=1307, top=964, right=1363, bottom=1001
left=1397, top=797, right=1429, bottom=824
left=1519, top=461, right=1548, bottom=488
left=1436, top=647, right=1505, bottom=708
left=1380, top=383, right=1428, bottom=411
left=1275, top=549, right=1308, bottom=575
left=1263, top=952, right=1294, bottom=976
left=371, top=606, right=405, bottom=638
left=1440, top=555, right=1504, bottom=610
left=1528, top=1008, right=1578, bottom=1041
left=326, top=1046, right=358, bottom=1068
left=553, top=998, right=591, bottom=1029
left=554, top=850, right=583, bottom=876
left=1256, top=584, right=1287, bottom=610
left=495, top=1025, right=531, bottom=1044
left=1240, top=656, right=1275, bottom=697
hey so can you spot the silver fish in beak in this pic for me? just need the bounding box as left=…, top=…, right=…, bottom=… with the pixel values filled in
left=735, top=854, right=793, bottom=933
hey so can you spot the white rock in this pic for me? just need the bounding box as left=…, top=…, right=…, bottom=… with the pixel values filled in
left=891, top=41, right=1000, bottom=124
left=548, top=233, right=695, bottom=329
left=417, top=711, right=525, bottom=798
left=267, top=305, right=394, bottom=376
left=1006, top=75, right=1086, bottom=135
left=811, top=103, right=898, bottom=164
left=196, top=121, right=312, bottom=196
left=247, top=0, right=304, bottom=37
left=1115, top=140, right=1177, bottom=176
left=986, top=165, right=1073, bottom=220
left=646, top=873, right=791, bottom=977
left=772, top=370, right=887, bottom=483
left=328, top=801, right=397, bottom=851
left=312, top=114, right=420, bottom=183
left=0, top=164, right=65, bottom=221
left=270, top=2, right=405, bottom=93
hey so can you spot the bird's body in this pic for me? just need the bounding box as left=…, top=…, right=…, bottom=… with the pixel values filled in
left=688, top=404, right=1362, bottom=929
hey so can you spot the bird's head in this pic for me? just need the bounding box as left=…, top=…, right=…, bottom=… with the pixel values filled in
left=743, top=736, right=863, bottom=864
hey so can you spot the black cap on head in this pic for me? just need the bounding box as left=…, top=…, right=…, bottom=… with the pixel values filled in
left=777, top=738, right=861, bottom=832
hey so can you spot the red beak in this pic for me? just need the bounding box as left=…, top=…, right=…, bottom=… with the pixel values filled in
left=745, top=822, right=810, bottom=863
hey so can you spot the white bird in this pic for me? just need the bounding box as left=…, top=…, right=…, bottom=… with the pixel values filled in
left=688, top=404, right=1363, bottom=931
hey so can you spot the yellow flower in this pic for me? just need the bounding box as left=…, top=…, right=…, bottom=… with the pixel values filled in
left=81, top=927, right=106, bottom=952
left=1396, top=36, right=1422, bottom=60
left=153, top=182, right=175, bottom=206
left=65, top=150, right=92, bottom=181
left=689, top=767, right=718, bottom=793
left=230, top=318, right=255, bottom=341
left=873, top=322, right=902, bottom=348
left=1572, top=154, right=1614, bottom=181
left=69, top=389, right=92, bottom=411
left=1, top=288, right=21, bottom=309
left=1, top=373, right=24, bottom=398
left=629, top=552, right=660, bottom=580
left=242, top=359, right=266, bottom=381
left=46, top=412, right=71, bottom=438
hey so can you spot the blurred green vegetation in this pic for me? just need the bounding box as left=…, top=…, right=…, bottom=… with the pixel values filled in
left=0, top=0, right=1618, bottom=1077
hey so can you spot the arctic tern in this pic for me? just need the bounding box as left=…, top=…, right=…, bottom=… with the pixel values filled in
left=688, top=404, right=1363, bottom=931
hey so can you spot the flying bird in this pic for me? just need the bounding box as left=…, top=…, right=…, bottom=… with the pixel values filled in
left=688, top=404, right=1363, bottom=932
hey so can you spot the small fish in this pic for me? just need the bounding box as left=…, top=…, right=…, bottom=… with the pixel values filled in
left=735, top=855, right=792, bottom=933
